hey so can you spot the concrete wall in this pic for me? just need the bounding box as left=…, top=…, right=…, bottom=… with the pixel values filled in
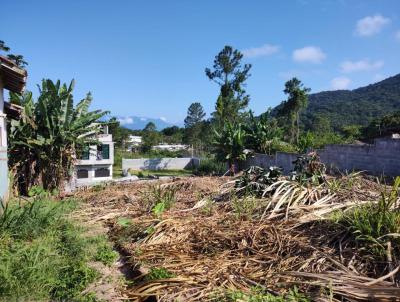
left=122, top=157, right=200, bottom=171
left=242, top=137, right=400, bottom=177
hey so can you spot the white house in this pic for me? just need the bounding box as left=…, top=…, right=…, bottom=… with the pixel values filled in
left=74, top=125, right=115, bottom=186
left=126, top=135, right=142, bottom=151
left=0, top=56, right=27, bottom=202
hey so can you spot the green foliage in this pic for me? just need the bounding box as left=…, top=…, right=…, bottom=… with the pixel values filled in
left=363, top=110, right=400, bottom=139
left=143, top=185, right=177, bottom=217
left=245, top=112, right=285, bottom=155
left=218, top=286, right=309, bottom=302
left=9, top=79, right=108, bottom=194
left=195, top=158, right=227, bottom=176
left=141, top=122, right=161, bottom=152
left=278, top=78, right=310, bottom=144
left=232, top=196, right=258, bottom=220
left=0, top=198, right=100, bottom=301
left=213, top=122, right=250, bottom=173
left=206, top=45, right=252, bottom=126
left=335, top=177, right=400, bottom=257
left=145, top=267, right=175, bottom=280
left=234, top=166, right=282, bottom=197
left=94, top=241, right=118, bottom=266
left=292, top=152, right=326, bottom=185
left=300, top=74, right=400, bottom=131
left=7, top=54, right=28, bottom=68
left=108, top=117, right=132, bottom=148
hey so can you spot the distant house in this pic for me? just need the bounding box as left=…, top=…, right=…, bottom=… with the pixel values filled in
left=0, top=56, right=27, bottom=202
left=126, top=135, right=142, bottom=151
left=152, top=144, right=189, bottom=152
left=74, top=125, right=114, bottom=186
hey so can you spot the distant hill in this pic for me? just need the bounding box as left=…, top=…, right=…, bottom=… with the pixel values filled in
left=296, top=74, right=400, bottom=131
left=116, top=116, right=179, bottom=130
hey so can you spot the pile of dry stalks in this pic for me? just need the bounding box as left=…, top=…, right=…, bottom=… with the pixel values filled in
left=76, top=173, right=400, bottom=301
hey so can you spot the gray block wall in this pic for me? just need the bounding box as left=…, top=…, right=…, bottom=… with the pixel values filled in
left=242, top=137, right=400, bottom=177
left=122, top=157, right=199, bottom=171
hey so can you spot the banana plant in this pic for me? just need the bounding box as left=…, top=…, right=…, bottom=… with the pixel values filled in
left=213, top=122, right=250, bottom=175
left=8, top=79, right=108, bottom=194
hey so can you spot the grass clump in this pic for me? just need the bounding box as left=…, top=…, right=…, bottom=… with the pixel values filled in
left=94, top=240, right=119, bottom=266
left=217, top=286, right=309, bottom=302
left=335, top=177, right=400, bottom=257
left=0, top=198, right=102, bottom=301
left=145, top=267, right=175, bottom=280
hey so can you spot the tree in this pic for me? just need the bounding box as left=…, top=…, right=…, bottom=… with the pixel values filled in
left=0, top=40, right=10, bottom=52
left=9, top=79, right=108, bottom=194
left=184, top=102, right=205, bottom=128
left=184, top=102, right=206, bottom=149
left=108, top=117, right=131, bottom=148
left=141, top=122, right=159, bottom=152
left=278, top=78, right=310, bottom=144
left=7, top=54, right=28, bottom=68
left=205, top=46, right=251, bottom=126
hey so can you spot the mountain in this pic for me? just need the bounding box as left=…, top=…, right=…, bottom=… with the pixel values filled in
left=300, top=74, right=400, bottom=131
left=117, top=116, right=180, bottom=130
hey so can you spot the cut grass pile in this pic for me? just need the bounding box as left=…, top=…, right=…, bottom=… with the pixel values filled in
left=0, top=197, right=117, bottom=301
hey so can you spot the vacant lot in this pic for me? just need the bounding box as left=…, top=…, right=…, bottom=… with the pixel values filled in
left=76, top=173, right=400, bottom=302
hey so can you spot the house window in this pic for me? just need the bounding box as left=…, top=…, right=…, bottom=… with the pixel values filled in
left=77, top=169, right=89, bottom=179
left=95, top=168, right=110, bottom=177
left=97, top=144, right=110, bottom=160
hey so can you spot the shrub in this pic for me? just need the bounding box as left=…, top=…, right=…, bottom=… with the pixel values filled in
left=145, top=267, right=175, bottom=280
left=195, top=158, right=226, bottom=176
left=218, top=286, right=309, bottom=302
left=335, top=177, right=400, bottom=257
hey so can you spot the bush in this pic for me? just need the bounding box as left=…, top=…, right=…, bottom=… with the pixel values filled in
left=0, top=198, right=101, bottom=301
left=195, top=158, right=227, bottom=176
left=218, top=286, right=309, bottom=302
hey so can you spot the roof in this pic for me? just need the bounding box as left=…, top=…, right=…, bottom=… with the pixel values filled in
left=0, top=56, right=27, bottom=94
left=4, top=102, right=23, bottom=120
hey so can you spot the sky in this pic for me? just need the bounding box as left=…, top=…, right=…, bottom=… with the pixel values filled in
left=1, top=0, right=400, bottom=124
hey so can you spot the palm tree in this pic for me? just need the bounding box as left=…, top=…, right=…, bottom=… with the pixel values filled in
left=7, top=54, right=28, bottom=68
left=9, top=79, right=108, bottom=194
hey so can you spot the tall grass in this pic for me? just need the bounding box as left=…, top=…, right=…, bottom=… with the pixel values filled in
left=0, top=197, right=112, bottom=301
left=336, top=177, right=400, bottom=257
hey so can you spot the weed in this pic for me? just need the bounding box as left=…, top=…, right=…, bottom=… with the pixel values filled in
left=152, top=201, right=167, bottom=218
left=232, top=196, right=258, bottom=220
left=201, top=198, right=215, bottom=216
left=145, top=267, right=175, bottom=280
left=94, top=242, right=118, bottom=266
left=335, top=177, right=400, bottom=257
left=217, top=286, right=309, bottom=301
left=117, top=216, right=132, bottom=227
left=0, top=198, right=103, bottom=301
left=141, top=184, right=177, bottom=213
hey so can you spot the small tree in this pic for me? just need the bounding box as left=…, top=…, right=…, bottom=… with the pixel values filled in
left=213, top=122, right=249, bottom=175
left=141, top=122, right=159, bottom=152
left=184, top=102, right=206, bottom=150
left=7, top=54, right=28, bottom=68
left=0, top=40, right=10, bottom=52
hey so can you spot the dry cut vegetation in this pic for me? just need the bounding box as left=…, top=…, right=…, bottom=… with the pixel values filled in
left=76, top=171, right=400, bottom=302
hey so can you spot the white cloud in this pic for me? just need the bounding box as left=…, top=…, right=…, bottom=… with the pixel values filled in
left=118, top=117, right=134, bottom=125
left=331, top=77, right=351, bottom=90
left=396, top=30, right=400, bottom=40
left=340, top=59, right=384, bottom=73
left=159, top=117, right=167, bottom=122
left=242, top=44, right=279, bottom=58
left=278, top=70, right=303, bottom=80
left=355, top=14, right=390, bottom=36
left=292, top=46, right=326, bottom=64
left=373, top=73, right=385, bottom=82
left=140, top=117, right=147, bottom=121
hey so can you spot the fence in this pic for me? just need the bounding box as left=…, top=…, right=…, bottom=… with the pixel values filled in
left=122, top=157, right=200, bottom=171
left=241, top=137, right=400, bottom=177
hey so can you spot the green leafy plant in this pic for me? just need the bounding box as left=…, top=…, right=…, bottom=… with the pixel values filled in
left=292, top=151, right=326, bottom=185
left=94, top=242, right=118, bottom=266
left=145, top=267, right=175, bottom=280
left=234, top=166, right=282, bottom=197
left=218, top=286, right=309, bottom=302
left=336, top=177, right=400, bottom=257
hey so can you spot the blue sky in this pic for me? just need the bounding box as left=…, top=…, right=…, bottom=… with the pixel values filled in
left=1, top=0, right=400, bottom=124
